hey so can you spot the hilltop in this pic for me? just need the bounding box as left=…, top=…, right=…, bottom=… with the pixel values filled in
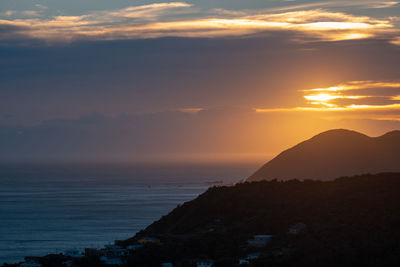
left=120, top=172, right=400, bottom=266
left=247, top=129, right=400, bottom=182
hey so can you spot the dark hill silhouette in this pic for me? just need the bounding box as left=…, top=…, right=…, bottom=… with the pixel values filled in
left=247, top=129, right=400, bottom=182
left=120, top=173, right=400, bottom=266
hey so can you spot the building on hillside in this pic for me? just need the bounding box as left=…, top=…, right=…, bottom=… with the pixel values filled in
left=247, top=235, right=273, bottom=247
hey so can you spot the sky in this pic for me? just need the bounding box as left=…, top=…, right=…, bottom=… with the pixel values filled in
left=1, top=0, right=400, bottom=163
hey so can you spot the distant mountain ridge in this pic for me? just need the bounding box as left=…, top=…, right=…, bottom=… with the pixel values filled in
left=247, top=129, right=400, bottom=182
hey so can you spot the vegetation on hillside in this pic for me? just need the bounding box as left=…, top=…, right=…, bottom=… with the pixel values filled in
left=124, top=172, right=400, bottom=266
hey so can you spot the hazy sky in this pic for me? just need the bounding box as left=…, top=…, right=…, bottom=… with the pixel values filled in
left=1, top=0, right=400, bottom=162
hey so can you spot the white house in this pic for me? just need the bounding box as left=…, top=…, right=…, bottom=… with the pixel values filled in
left=247, top=235, right=273, bottom=247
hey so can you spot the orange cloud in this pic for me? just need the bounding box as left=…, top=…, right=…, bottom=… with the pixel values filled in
left=255, top=104, right=400, bottom=113
left=303, top=81, right=400, bottom=92
left=391, top=36, right=400, bottom=45
left=255, top=81, right=400, bottom=121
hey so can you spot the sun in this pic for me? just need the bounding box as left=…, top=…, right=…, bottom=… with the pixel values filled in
left=304, top=93, right=340, bottom=103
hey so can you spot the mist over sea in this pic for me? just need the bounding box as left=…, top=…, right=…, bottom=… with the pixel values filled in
left=0, top=163, right=256, bottom=264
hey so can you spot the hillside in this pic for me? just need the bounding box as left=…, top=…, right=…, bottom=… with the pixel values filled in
left=247, top=129, right=400, bottom=182
left=121, top=173, right=400, bottom=266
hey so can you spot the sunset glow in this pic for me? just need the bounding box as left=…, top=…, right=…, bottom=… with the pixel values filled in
left=255, top=81, right=400, bottom=121
left=1, top=0, right=400, bottom=163
left=304, top=93, right=367, bottom=107
left=304, top=93, right=341, bottom=102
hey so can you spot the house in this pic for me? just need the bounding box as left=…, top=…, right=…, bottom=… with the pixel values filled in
left=247, top=235, right=273, bottom=247
left=65, top=249, right=84, bottom=258
left=288, top=222, right=307, bottom=235
left=161, top=263, right=173, bottom=267
left=196, top=260, right=214, bottom=267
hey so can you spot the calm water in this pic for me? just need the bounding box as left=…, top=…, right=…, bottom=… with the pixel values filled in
left=0, top=163, right=256, bottom=264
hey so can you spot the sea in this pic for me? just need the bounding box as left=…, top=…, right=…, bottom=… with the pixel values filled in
left=0, top=162, right=257, bottom=264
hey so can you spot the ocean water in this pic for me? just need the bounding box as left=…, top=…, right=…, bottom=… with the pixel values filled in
left=0, top=163, right=256, bottom=264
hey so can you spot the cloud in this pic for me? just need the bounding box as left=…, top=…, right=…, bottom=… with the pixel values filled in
left=34, top=4, right=48, bottom=10
left=0, top=2, right=398, bottom=44
left=391, top=36, right=400, bottom=45
left=302, top=81, right=400, bottom=104
left=98, top=2, right=192, bottom=21
left=255, top=81, right=400, bottom=121
left=21, top=10, right=41, bottom=17
left=303, top=81, right=400, bottom=104
left=242, top=1, right=399, bottom=13
left=178, top=108, right=204, bottom=114
left=1, top=4, right=47, bottom=19
left=0, top=10, right=16, bottom=17
left=366, top=1, right=399, bottom=8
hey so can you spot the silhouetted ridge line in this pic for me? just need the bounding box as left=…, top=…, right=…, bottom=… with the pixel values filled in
left=247, top=129, right=400, bottom=182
